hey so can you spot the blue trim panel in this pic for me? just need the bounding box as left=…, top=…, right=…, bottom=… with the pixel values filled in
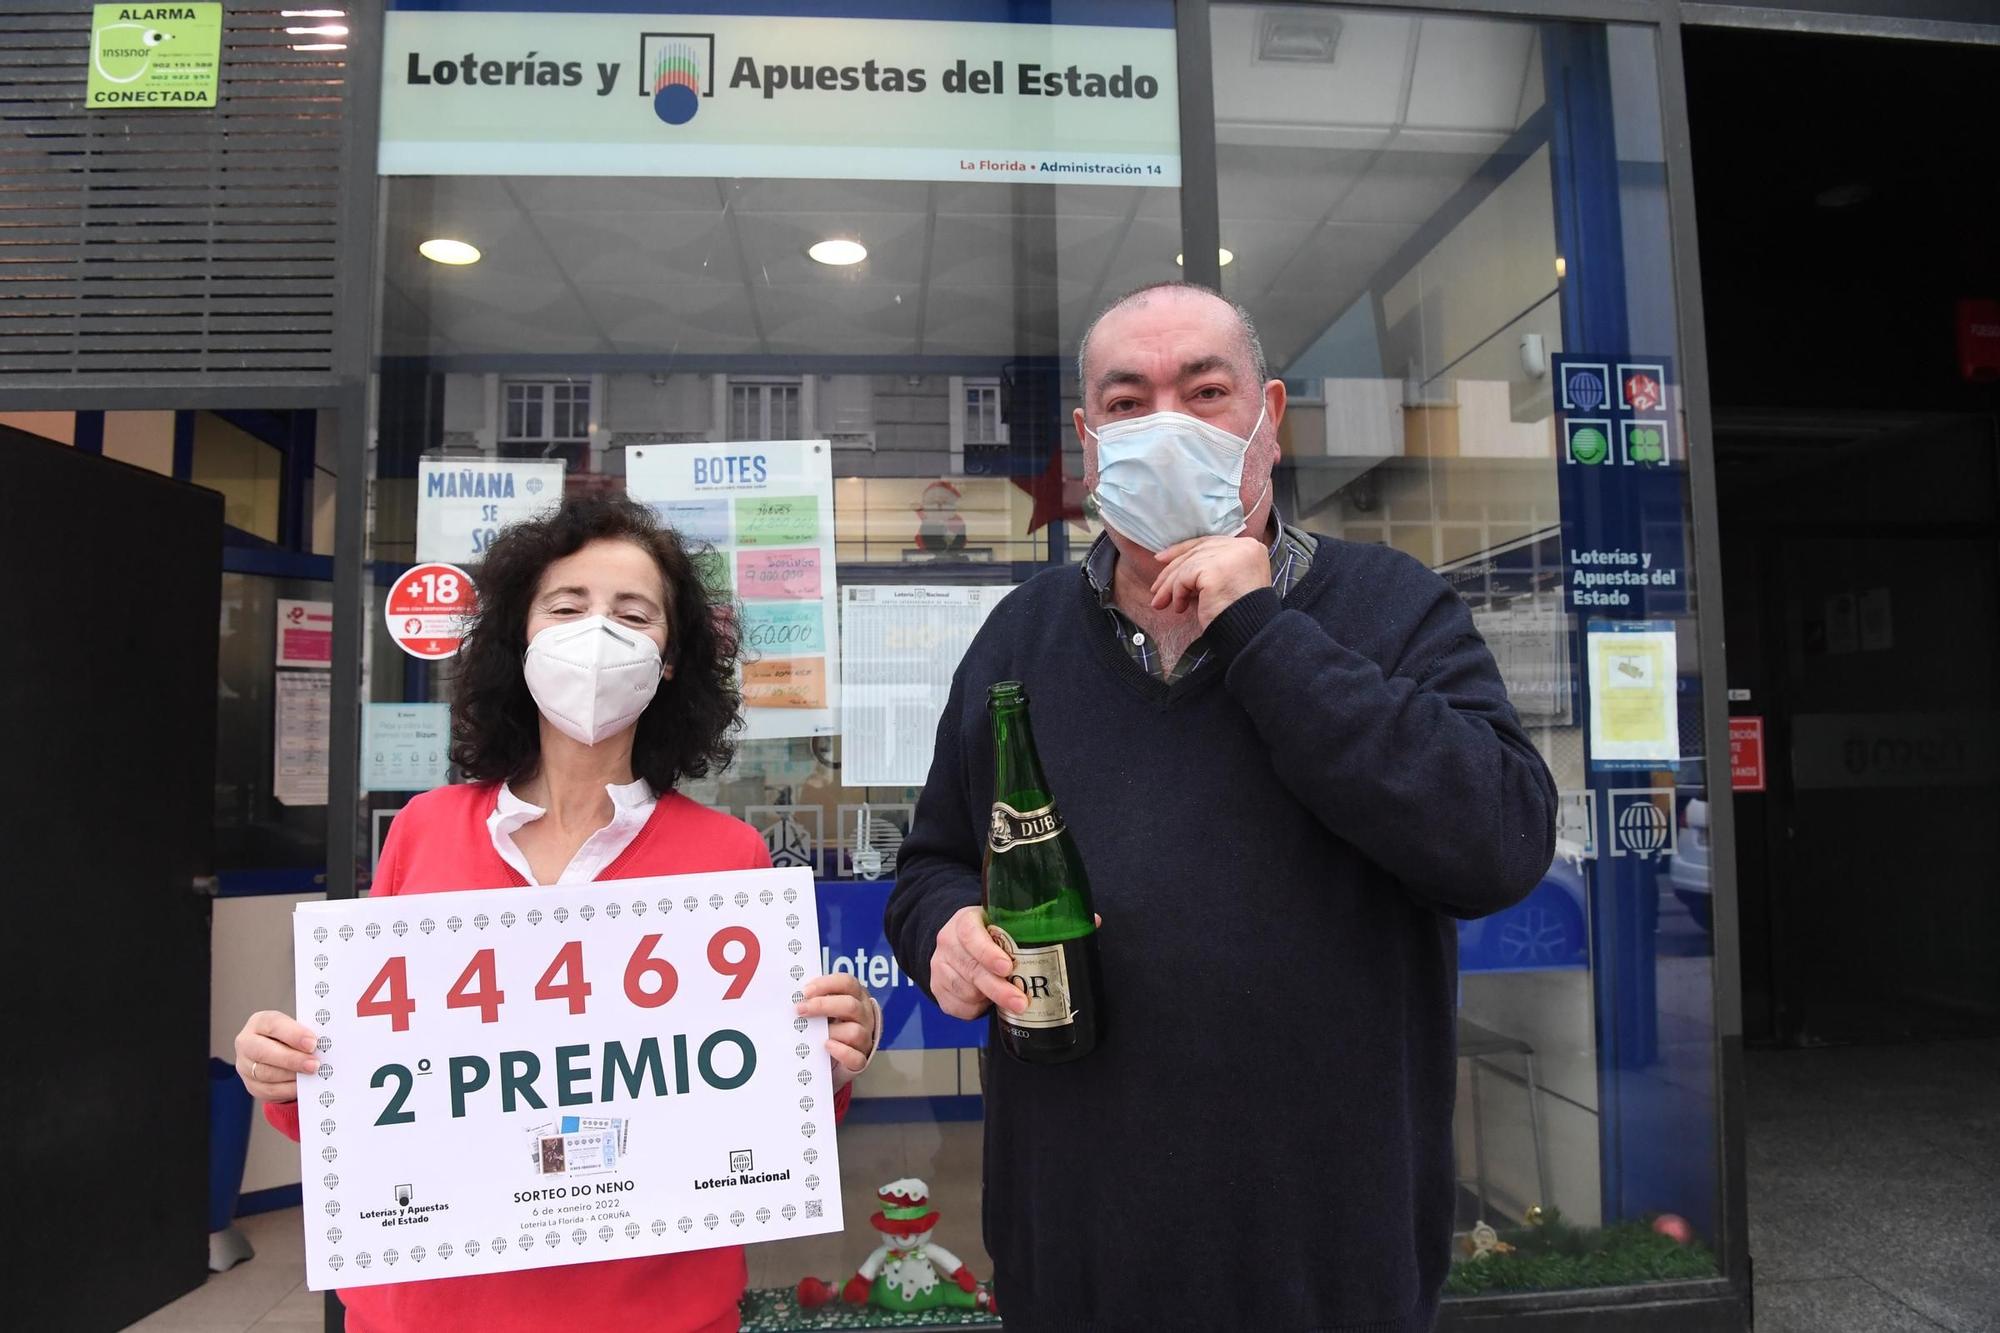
left=73, top=411, right=104, bottom=454
left=389, top=0, right=1173, bottom=27
left=221, top=541, right=337, bottom=583
left=237, top=1184, right=304, bottom=1217
left=842, top=1094, right=984, bottom=1124
left=171, top=410, right=195, bottom=482
left=1543, top=24, right=1715, bottom=1245
left=218, top=868, right=330, bottom=897
left=280, top=412, right=318, bottom=553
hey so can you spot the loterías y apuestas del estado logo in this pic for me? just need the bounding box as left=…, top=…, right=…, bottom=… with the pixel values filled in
left=399, top=32, right=1162, bottom=130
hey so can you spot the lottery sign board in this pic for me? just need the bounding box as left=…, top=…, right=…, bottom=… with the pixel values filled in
left=292, top=867, right=843, bottom=1290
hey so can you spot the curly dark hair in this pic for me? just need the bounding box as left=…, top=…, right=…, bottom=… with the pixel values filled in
left=448, top=494, right=740, bottom=791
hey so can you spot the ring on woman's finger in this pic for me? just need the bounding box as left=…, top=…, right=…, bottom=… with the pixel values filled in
left=250, top=1060, right=261, bottom=1082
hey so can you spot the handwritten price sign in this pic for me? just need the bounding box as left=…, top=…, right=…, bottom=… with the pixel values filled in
left=291, top=868, right=843, bottom=1291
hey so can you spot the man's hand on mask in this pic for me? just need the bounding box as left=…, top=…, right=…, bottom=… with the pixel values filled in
left=1149, top=535, right=1272, bottom=630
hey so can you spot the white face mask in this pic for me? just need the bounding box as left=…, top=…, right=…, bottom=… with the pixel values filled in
left=1086, top=404, right=1268, bottom=553
left=522, top=615, right=664, bottom=746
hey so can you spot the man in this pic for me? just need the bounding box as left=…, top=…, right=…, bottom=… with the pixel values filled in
left=886, top=282, right=1556, bottom=1331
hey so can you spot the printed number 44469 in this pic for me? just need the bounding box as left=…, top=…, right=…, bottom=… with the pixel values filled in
left=355, top=928, right=761, bottom=1031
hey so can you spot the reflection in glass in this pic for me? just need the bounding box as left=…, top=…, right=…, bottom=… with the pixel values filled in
left=1216, top=4, right=1718, bottom=1294
left=368, top=164, right=1176, bottom=1325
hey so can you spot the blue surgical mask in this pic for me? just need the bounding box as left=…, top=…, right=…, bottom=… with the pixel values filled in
left=1086, top=404, right=1268, bottom=553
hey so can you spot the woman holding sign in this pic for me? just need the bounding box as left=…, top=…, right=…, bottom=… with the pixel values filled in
left=235, top=496, right=880, bottom=1333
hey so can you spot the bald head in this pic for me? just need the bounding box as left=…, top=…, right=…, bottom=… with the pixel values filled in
left=1076, top=282, right=1268, bottom=393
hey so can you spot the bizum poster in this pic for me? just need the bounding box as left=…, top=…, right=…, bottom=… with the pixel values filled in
left=378, top=1, right=1179, bottom=185
left=626, top=441, right=838, bottom=742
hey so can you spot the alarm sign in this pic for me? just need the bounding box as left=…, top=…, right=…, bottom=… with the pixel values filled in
left=386, top=562, right=476, bottom=661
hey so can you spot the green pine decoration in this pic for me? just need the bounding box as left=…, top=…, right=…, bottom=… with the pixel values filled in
left=740, top=1286, right=1002, bottom=1332
left=1445, top=1211, right=1718, bottom=1296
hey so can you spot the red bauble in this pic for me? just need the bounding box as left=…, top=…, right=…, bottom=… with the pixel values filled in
left=1651, top=1214, right=1694, bottom=1245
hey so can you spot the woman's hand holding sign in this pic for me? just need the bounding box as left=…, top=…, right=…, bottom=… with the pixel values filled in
left=797, top=973, right=881, bottom=1090
left=235, top=1009, right=320, bottom=1105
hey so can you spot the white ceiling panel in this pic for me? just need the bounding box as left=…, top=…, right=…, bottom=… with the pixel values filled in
left=928, top=213, right=1019, bottom=287
left=546, top=211, right=742, bottom=286
left=728, top=178, right=931, bottom=216
left=921, top=287, right=1017, bottom=355
left=1091, top=216, right=1181, bottom=290
left=759, top=284, right=923, bottom=353
left=1210, top=8, right=1415, bottom=140
left=1405, top=17, right=1537, bottom=134
left=504, top=176, right=726, bottom=216
left=1334, top=151, right=1490, bottom=226
left=731, top=210, right=929, bottom=285
left=1215, top=216, right=1324, bottom=292
left=1220, top=145, right=1374, bottom=224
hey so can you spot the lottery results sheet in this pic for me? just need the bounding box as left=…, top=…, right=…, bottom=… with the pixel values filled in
left=625, top=440, right=839, bottom=741
left=291, top=867, right=843, bottom=1290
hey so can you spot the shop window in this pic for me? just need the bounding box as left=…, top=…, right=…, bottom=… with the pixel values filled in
left=502, top=379, right=591, bottom=469
left=730, top=379, right=803, bottom=441
left=962, top=379, right=1006, bottom=446
left=1215, top=3, right=1719, bottom=1298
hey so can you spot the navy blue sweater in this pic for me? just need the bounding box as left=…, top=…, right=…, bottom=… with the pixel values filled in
left=886, top=536, right=1556, bottom=1333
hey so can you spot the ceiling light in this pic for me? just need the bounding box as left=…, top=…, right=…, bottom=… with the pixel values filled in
left=419, top=238, right=481, bottom=266
left=1174, top=248, right=1235, bottom=267
left=1555, top=256, right=1567, bottom=279
left=1257, top=13, right=1342, bottom=63
left=808, top=238, right=867, bottom=266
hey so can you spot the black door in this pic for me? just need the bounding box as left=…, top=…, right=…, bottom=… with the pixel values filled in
left=1720, top=418, right=2000, bottom=1045
left=1, top=432, right=222, bottom=1329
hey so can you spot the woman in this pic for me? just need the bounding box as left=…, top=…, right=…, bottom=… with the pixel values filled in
left=235, top=496, right=880, bottom=1333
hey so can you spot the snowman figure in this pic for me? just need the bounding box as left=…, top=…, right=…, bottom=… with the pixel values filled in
left=796, top=1179, right=995, bottom=1314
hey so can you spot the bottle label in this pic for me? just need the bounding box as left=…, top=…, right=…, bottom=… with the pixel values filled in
left=988, top=926, right=1074, bottom=1032
left=988, top=800, right=1065, bottom=855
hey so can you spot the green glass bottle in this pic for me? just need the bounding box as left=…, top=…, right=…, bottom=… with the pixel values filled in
left=982, top=681, right=1102, bottom=1063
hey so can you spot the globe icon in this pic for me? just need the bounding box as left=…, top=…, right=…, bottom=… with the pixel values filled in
left=1567, top=370, right=1606, bottom=411
left=1617, top=801, right=1669, bottom=854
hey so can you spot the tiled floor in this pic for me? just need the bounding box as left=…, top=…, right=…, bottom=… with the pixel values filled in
left=130, top=1042, right=2000, bottom=1331
left=126, top=1208, right=320, bottom=1332
left=1747, top=1038, right=2000, bottom=1333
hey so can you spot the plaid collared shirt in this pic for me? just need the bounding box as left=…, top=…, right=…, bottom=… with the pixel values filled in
left=1082, top=516, right=1318, bottom=684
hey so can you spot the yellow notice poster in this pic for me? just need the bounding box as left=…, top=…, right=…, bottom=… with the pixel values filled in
left=1587, top=621, right=1680, bottom=768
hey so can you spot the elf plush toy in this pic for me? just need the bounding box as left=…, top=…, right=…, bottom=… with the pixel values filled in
left=797, top=1179, right=997, bottom=1314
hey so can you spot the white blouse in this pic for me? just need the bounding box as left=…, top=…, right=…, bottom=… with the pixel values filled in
left=486, top=777, right=656, bottom=886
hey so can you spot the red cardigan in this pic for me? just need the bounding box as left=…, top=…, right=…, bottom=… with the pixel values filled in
left=266, top=782, right=849, bottom=1333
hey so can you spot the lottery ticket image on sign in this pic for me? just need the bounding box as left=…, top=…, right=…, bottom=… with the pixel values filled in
left=291, top=866, right=843, bottom=1289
